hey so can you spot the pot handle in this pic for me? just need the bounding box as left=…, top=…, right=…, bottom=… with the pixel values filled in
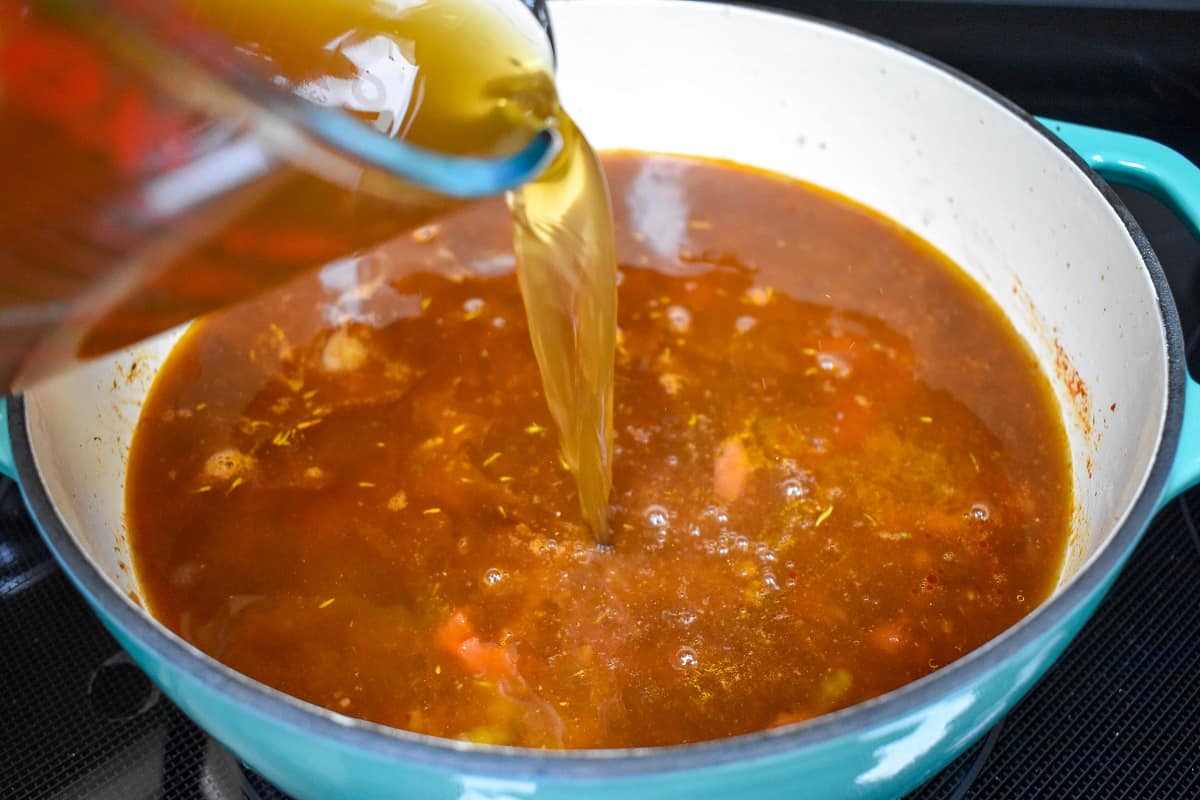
left=1042, top=118, right=1200, bottom=502
left=0, top=397, right=14, bottom=481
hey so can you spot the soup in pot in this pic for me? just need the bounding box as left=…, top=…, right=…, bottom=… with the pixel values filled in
left=125, top=153, right=1071, bottom=748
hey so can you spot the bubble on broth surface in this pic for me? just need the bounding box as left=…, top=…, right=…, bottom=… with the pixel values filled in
left=666, top=305, right=692, bottom=333
left=644, top=505, right=670, bottom=528
left=781, top=479, right=807, bottom=500
left=735, top=315, right=757, bottom=334
left=673, top=646, right=699, bottom=670
left=816, top=352, right=851, bottom=378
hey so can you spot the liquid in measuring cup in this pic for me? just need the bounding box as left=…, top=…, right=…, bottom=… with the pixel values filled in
left=0, top=0, right=617, bottom=540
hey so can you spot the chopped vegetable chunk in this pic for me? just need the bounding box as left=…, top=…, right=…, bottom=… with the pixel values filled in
left=714, top=437, right=752, bottom=503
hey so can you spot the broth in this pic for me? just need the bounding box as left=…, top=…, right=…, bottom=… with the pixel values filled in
left=126, top=153, right=1071, bottom=748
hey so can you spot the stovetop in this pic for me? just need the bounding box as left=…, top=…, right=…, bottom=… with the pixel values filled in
left=4, top=2, right=1200, bottom=798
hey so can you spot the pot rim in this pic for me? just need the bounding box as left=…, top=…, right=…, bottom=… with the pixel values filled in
left=7, top=0, right=1185, bottom=781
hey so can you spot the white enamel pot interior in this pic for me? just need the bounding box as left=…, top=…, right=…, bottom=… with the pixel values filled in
left=6, top=1, right=1182, bottom=798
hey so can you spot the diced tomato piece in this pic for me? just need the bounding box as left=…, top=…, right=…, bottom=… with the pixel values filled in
left=714, top=436, right=751, bottom=503
left=456, top=637, right=519, bottom=681
left=831, top=397, right=874, bottom=447
left=436, top=610, right=474, bottom=653
left=868, top=619, right=909, bottom=656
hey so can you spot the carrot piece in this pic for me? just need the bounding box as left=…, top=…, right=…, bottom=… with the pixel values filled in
left=714, top=436, right=751, bottom=503
left=436, top=610, right=519, bottom=681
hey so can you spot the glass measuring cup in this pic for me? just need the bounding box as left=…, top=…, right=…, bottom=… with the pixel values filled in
left=0, top=0, right=559, bottom=392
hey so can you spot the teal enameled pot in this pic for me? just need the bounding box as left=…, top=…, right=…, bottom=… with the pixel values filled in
left=4, top=1, right=1200, bottom=797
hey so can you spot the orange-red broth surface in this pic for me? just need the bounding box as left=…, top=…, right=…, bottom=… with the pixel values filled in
left=126, top=153, right=1071, bottom=749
